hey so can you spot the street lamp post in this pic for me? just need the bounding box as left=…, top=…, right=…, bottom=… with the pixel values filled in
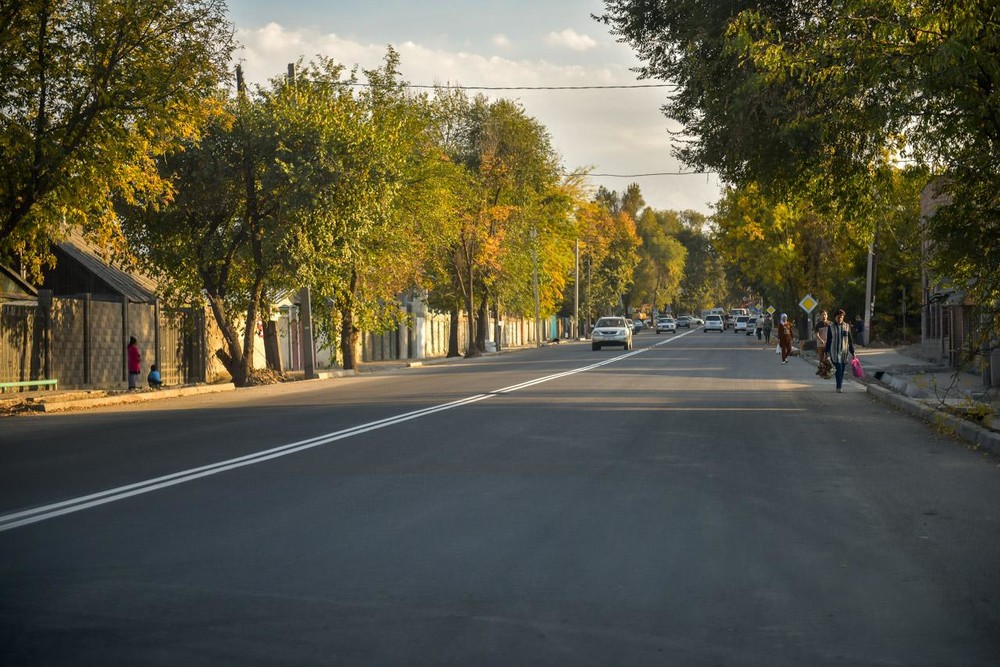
left=532, top=227, right=541, bottom=347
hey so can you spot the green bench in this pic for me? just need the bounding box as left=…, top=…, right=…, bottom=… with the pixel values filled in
left=0, top=379, right=59, bottom=393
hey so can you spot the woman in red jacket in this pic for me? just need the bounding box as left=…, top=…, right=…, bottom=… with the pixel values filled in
left=127, top=336, right=141, bottom=390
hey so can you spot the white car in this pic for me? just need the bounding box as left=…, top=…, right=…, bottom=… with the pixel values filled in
left=734, top=315, right=750, bottom=333
left=591, top=316, right=633, bottom=350
left=704, top=314, right=724, bottom=332
left=656, top=317, right=676, bottom=334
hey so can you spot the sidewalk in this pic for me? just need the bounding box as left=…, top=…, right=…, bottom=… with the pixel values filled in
left=0, top=348, right=516, bottom=415
left=794, top=340, right=1000, bottom=455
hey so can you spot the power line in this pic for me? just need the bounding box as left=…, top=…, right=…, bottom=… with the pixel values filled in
left=363, top=83, right=679, bottom=91
left=589, top=171, right=714, bottom=177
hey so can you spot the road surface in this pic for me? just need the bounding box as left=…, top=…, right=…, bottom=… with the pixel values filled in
left=1, top=329, right=998, bottom=665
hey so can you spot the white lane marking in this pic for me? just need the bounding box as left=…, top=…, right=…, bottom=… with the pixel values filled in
left=0, top=331, right=693, bottom=533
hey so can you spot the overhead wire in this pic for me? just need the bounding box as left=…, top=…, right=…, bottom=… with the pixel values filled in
left=353, top=80, right=703, bottom=176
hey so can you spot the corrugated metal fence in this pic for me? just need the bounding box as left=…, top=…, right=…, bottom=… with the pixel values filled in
left=0, top=292, right=206, bottom=390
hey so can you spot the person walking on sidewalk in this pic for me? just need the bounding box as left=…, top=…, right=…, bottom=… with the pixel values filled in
left=127, top=336, right=141, bottom=390
left=815, top=310, right=831, bottom=378
left=824, top=309, right=856, bottom=392
left=762, top=314, right=773, bottom=345
left=777, top=313, right=794, bottom=363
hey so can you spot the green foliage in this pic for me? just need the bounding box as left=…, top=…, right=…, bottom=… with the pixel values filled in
left=576, top=199, right=641, bottom=320
left=599, top=0, right=998, bottom=341
left=0, top=0, right=235, bottom=272
left=629, top=208, right=687, bottom=311
left=424, top=89, right=576, bottom=354
left=675, top=215, right=727, bottom=314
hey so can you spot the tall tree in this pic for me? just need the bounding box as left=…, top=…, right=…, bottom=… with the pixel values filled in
left=288, top=51, right=440, bottom=370
left=675, top=213, right=727, bottom=314
left=599, top=0, right=999, bottom=341
left=122, top=49, right=433, bottom=383
left=0, top=0, right=234, bottom=272
left=631, top=207, right=687, bottom=312
left=439, top=93, right=571, bottom=356
left=576, top=198, right=641, bottom=323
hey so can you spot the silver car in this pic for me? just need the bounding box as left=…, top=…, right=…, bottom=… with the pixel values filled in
left=656, top=317, right=676, bottom=334
left=703, top=314, right=724, bottom=332
left=592, top=316, right=633, bottom=350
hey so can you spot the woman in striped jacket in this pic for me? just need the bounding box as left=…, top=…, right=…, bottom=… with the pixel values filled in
left=824, top=309, right=856, bottom=393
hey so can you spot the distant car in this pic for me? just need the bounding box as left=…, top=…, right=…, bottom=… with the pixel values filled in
left=704, top=314, right=724, bottom=332
left=690, top=316, right=704, bottom=326
left=632, top=319, right=644, bottom=334
left=746, top=317, right=758, bottom=336
left=676, top=316, right=691, bottom=328
left=656, top=317, right=676, bottom=334
left=592, top=316, right=633, bottom=350
left=734, top=315, right=750, bottom=333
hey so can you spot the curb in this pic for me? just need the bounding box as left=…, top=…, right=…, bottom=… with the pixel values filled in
left=37, top=383, right=237, bottom=413
left=796, top=349, right=998, bottom=456
left=866, top=378, right=999, bottom=455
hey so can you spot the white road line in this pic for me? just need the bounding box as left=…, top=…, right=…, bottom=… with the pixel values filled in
left=0, top=331, right=693, bottom=533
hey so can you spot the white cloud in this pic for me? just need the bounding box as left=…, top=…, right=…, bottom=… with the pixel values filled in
left=545, top=28, right=597, bottom=52
left=233, top=23, right=720, bottom=214
left=491, top=33, right=511, bottom=48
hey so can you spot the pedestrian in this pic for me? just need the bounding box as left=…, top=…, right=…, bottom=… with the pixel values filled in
left=814, top=310, right=831, bottom=379
left=127, top=336, right=141, bottom=390
left=762, top=313, right=773, bottom=345
left=777, top=313, right=794, bottom=363
left=854, top=314, right=865, bottom=346
left=147, top=364, right=163, bottom=389
left=825, top=309, right=856, bottom=393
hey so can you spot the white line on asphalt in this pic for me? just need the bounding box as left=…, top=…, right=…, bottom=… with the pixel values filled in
left=0, top=331, right=694, bottom=533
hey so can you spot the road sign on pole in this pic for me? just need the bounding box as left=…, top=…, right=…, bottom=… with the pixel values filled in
left=799, top=294, right=818, bottom=314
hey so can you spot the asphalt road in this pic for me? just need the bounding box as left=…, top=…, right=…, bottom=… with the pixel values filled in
left=1, top=328, right=999, bottom=666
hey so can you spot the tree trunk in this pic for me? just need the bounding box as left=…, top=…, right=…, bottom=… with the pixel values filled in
left=234, top=275, right=265, bottom=386
left=447, top=305, right=461, bottom=357
left=340, top=307, right=360, bottom=370
left=340, top=269, right=361, bottom=370
left=475, top=295, right=489, bottom=352
left=463, top=267, right=480, bottom=358
left=206, top=291, right=248, bottom=385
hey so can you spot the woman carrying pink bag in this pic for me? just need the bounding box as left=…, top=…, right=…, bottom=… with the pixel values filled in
left=823, top=309, right=856, bottom=393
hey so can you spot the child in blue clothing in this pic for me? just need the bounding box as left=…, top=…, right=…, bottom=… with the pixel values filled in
left=147, top=364, right=163, bottom=389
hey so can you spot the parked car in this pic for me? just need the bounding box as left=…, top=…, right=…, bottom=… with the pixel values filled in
left=734, top=315, right=750, bottom=333
left=704, top=314, right=724, bottom=332
left=592, top=316, right=633, bottom=350
left=676, top=315, right=691, bottom=328
left=632, top=319, right=644, bottom=334
left=656, top=316, right=676, bottom=334
left=746, top=317, right=758, bottom=336
left=689, top=316, right=704, bottom=326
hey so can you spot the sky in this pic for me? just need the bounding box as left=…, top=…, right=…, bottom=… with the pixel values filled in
left=226, top=0, right=724, bottom=215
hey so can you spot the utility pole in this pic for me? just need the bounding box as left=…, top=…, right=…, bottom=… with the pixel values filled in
left=863, top=219, right=880, bottom=346
left=287, top=62, right=317, bottom=378
left=574, top=239, right=580, bottom=339
left=901, top=285, right=906, bottom=342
